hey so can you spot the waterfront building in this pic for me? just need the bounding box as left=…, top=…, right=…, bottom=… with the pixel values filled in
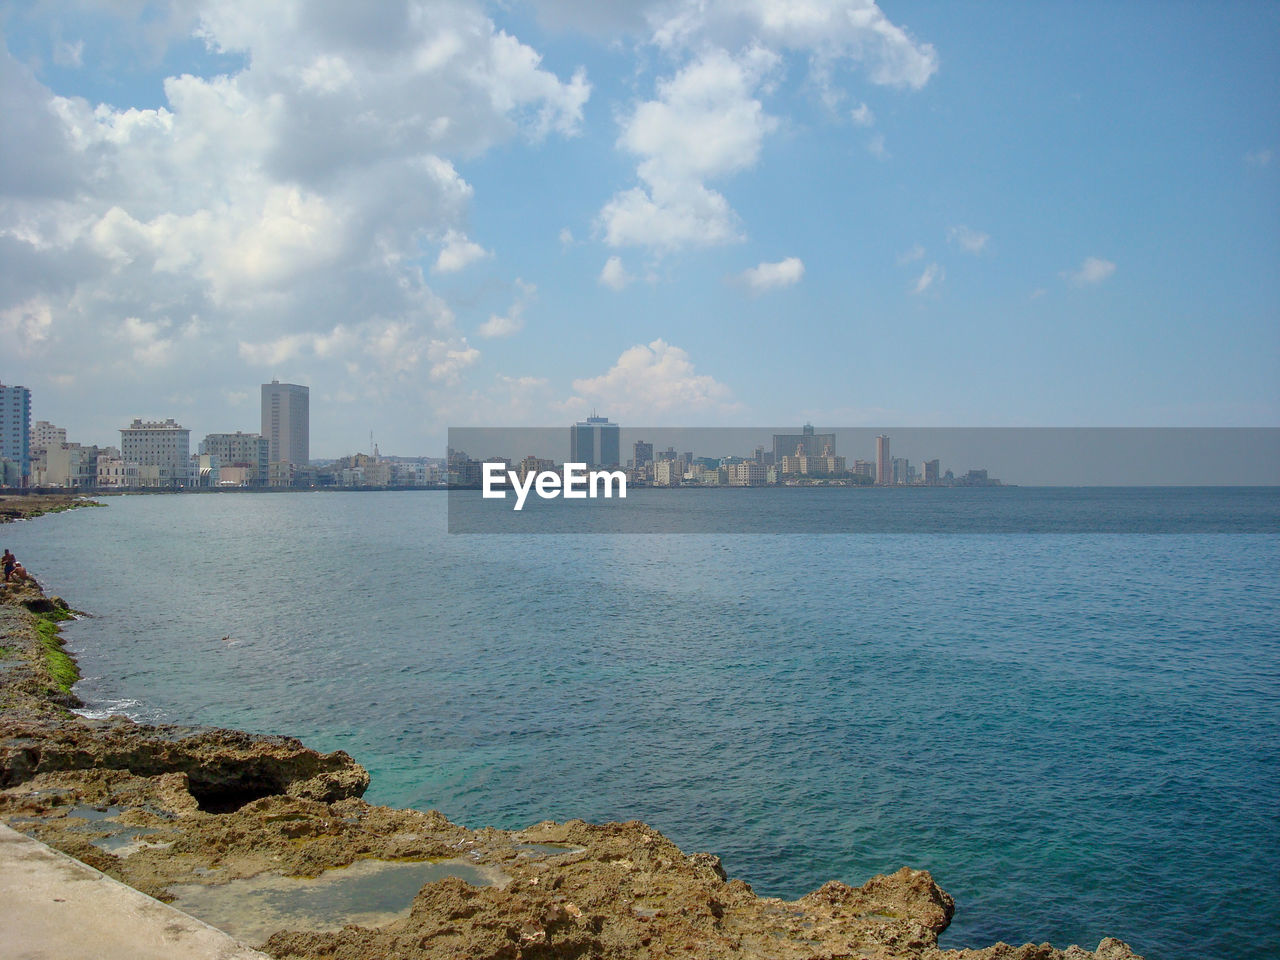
left=96, top=456, right=139, bottom=488
left=731, top=461, right=767, bottom=486
left=923, top=459, right=941, bottom=484
left=876, top=435, right=891, bottom=485
left=45, top=444, right=101, bottom=487
left=200, top=432, right=269, bottom=485
left=261, top=380, right=310, bottom=475
left=30, top=420, right=66, bottom=452
left=517, top=456, right=555, bottom=483
left=632, top=440, right=653, bottom=469
left=773, top=424, right=836, bottom=466
left=892, top=457, right=911, bottom=485
left=0, top=381, right=32, bottom=486
left=120, top=418, right=190, bottom=487
left=654, top=459, right=682, bottom=486
left=852, top=459, right=873, bottom=479
left=570, top=414, right=620, bottom=468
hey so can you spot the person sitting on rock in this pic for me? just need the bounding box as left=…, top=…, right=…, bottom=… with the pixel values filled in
left=9, top=561, right=33, bottom=584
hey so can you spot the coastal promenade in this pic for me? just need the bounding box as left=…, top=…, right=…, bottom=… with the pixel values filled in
left=0, top=822, right=268, bottom=960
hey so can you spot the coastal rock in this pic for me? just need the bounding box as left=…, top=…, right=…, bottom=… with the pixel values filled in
left=0, top=716, right=369, bottom=807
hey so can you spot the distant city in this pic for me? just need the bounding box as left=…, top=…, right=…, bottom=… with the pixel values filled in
left=1, top=380, right=999, bottom=491
left=449, top=416, right=1002, bottom=489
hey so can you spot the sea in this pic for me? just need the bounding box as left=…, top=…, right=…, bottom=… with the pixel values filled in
left=4, top=488, right=1278, bottom=960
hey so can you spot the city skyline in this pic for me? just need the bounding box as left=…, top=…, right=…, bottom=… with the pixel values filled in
left=2, top=3, right=1276, bottom=456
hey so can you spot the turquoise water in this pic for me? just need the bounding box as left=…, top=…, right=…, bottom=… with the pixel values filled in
left=5, top=490, right=1279, bottom=959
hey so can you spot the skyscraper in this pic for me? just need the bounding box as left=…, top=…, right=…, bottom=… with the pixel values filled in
left=261, top=381, right=309, bottom=470
left=570, top=414, right=620, bottom=468
left=0, top=381, right=32, bottom=487
left=876, top=434, right=891, bottom=485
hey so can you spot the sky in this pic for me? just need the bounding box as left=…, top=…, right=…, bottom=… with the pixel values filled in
left=1, top=0, right=1277, bottom=458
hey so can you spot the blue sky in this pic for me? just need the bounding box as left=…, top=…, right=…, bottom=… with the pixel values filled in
left=2, top=0, right=1276, bottom=457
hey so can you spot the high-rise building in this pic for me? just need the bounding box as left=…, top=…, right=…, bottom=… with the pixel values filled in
left=773, top=424, right=836, bottom=466
left=876, top=434, right=891, bottom=485
left=201, top=432, right=269, bottom=485
left=261, top=381, right=309, bottom=471
left=30, top=421, right=66, bottom=452
left=632, top=440, right=654, bottom=468
left=923, top=459, right=940, bottom=484
left=0, top=381, right=32, bottom=487
left=570, top=414, right=620, bottom=468
left=120, top=418, right=190, bottom=487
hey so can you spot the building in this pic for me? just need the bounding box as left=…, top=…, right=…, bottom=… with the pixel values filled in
left=773, top=424, right=836, bottom=466
left=632, top=440, right=653, bottom=469
left=200, top=432, right=269, bottom=485
left=852, top=459, right=874, bottom=479
left=30, top=421, right=66, bottom=452
left=261, top=381, right=310, bottom=474
left=570, top=414, right=620, bottom=468
left=120, top=418, right=190, bottom=487
left=731, top=460, right=767, bottom=486
left=97, top=456, right=139, bottom=488
left=654, top=459, right=683, bottom=486
left=45, top=444, right=101, bottom=488
left=0, top=381, right=32, bottom=487
left=923, top=459, right=941, bottom=484
left=892, top=457, right=912, bottom=484
left=876, top=435, right=891, bottom=485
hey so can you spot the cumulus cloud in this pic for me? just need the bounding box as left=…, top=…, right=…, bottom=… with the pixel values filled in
left=568, top=339, right=735, bottom=416
left=478, top=279, right=536, bottom=338
left=599, top=46, right=776, bottom=251
left=738, top=256, right=804, bottom=292
left=597, top=2, right=935, bottom=255
left=599, top=255, right=634, bottom=290
left=433, top=230, right=490, bottom=273
left=648, top=0, right=938, bottom=91
left=1065, top=256, right=1116, bottom=286
left=948, top=225, right=989, bottom=254
left=913, top=262, right=943, bottom=294
left=0, top=1, right=590, bottom=445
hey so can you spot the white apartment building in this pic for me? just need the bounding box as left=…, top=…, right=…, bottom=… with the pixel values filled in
left=120, top=418, right=190, bottom=487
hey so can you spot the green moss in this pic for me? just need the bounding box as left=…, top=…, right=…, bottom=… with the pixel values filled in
left=35, top=615, right=79, bottom=692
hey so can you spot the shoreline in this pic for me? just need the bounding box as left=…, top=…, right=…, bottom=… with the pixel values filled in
left=0, top=527, right=1142, bottom=958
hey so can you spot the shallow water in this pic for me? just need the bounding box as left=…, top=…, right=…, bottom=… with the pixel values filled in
left=168, top=857, right=505, bottom=945
left=6, top=489, right=1279, bottom=960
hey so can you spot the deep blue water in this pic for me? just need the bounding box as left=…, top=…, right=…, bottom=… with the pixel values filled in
left=5, top=489, right=1278, bottom=960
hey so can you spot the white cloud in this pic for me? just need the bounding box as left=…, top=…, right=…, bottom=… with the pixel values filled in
left=432, top=230, right=490, bottom=273
left=850, top=102, right=875, bottom=126
left=427, top=339, right=481, bottom=384
left=569, top=339, right=735, bottom=416
left=559, top=227, right=574, bottom=245
left=478, top=279, right=536, bottom=338
left=897, top=244, right=925, bottom=265
left=649, top=0, right=938, bottom=92
left=739, top=256, right=804, bottom=292
left=0, top=2, right=586, bottom=427
left=0, top=298, right=53, bottom=348
left=1245, top=148, right=1272, bottom=168
left=1065, top=256, right=1116, bottom=286
left=867, top=132, right=889, bottom=160
left=599, top=46, right=777, bottom=252
left=948, top=225, right=989, bottom=254
left=599, top=255, right=634, bottom=290
left=913, top=262, right=943, bottom=294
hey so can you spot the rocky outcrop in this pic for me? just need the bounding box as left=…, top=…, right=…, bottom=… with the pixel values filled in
left=0, top=717, right=369, bottom=807
left=0, top=577, right=1144, bottom=960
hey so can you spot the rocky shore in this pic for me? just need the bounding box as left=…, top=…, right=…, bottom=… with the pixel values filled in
left=0, top=565, right=1142, bottom=959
